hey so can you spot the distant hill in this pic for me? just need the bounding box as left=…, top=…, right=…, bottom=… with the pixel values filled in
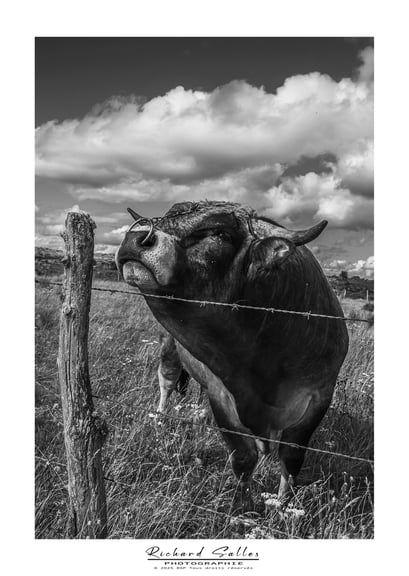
left=35, top=246, right=373, bottom=299
left=35, top=246, right=120, bottom=281
left=328, top=273, right=374, bottom=301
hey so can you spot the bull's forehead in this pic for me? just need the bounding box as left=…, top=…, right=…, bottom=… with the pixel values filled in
left=157, top=201, right=257, bottom=235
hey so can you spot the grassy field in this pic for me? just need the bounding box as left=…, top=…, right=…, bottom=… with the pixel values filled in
left=35, top=278, right=374, bottom=539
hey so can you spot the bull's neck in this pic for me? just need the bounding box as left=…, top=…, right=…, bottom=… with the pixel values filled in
left=145, top=249, right=344, bottom=380
left=245, top=247, right=341, bottom=317
left=146, top=297, right=249, bottom=380
left=240, top=249, right=347, bottom=371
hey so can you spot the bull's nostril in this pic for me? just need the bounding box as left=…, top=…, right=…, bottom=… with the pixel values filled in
left=127, top=218, right=156, bottom=248
left=140, top=220, right=155, bottom=246
left=141, top=229, right=156, bottom=247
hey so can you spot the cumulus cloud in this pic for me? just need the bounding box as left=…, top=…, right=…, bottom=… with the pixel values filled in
left=93, top=243, right=118, bottom=254
left=36, top=48, right=373, bottom=231
left=262, top=170, right=373, bottom=228
left=102, top=224, right=130, bottom=244
left=36, top=76, right=373, bottom=185
left=74, top=164, right=284, bottom=207
left=36, top=204, right=81, bottom=236
left=351, top=255, right=374, bottom=277
left=35, top=233, right=64, bottom=250
left=333, top=141, right=373, bottom=197
left=326, top=255, right=374, bottom=279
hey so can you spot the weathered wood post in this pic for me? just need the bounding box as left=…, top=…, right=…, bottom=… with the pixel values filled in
left=57, top=211, right=108, bottom=538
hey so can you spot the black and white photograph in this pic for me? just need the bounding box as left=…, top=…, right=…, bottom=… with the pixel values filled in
left=34, top=36, right=375, bottom=544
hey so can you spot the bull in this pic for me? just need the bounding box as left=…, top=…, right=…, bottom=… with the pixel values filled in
left=116, top=201, right=349, bottom=511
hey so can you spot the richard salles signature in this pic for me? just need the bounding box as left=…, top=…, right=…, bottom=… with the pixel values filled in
left=146, top=545, right=259, bottom=561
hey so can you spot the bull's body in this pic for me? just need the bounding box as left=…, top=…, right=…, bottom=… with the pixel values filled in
left=117, top=201, right=349, bottom=509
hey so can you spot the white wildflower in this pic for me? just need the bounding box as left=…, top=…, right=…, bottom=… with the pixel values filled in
left=264, top=496, right=282, bottom=510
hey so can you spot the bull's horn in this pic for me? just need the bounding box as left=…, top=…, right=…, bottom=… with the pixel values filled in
left=275, top=220, right=328, bottom=246
left=127, top=207, right=144, bottom=221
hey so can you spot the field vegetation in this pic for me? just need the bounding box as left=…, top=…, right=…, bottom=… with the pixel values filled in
left=35, top=278, right=374, bottom=539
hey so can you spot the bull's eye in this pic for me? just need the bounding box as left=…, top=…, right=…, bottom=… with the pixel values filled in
left=213, top=230, right=231, bottom=242
left=181, top=228, right=233, bottom=249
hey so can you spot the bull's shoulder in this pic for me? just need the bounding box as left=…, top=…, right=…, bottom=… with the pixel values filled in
left=294, top=247, right=343, bottom=311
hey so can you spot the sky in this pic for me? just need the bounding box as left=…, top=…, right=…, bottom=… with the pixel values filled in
left=35, top=37, right=374, bottom=277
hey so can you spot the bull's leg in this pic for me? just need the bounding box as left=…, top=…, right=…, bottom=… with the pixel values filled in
left=157, top=366, right=178, bottom=413
left=207, top=381, right=258, bottom=513
left=278, top=396, right=332, bottom=500
left=157, top=334, right=187, bottom=413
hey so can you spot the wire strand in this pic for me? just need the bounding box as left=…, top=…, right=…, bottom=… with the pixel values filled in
left=80, top=392, right=374, bottom=465
left=35, top=278, right=372, bottom=324
left=150, top=410, right=374, bottom=465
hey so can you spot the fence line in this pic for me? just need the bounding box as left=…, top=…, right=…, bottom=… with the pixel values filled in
left=52, top=387, right=373, bottom=465
left=41, top=395, right=374, bottom=466
left=34, top=384, right=375, bottom=466
left=35, top=278, right=373, bottom=324
left=35, top=388, right=373, bottom=531
left=35, top=397, right=373, bottom=471
left=36, top=213, right=375, bottom=541
left=35, top=390, right=374, bottom=466
left=98, top=393, right=374, bottom=465
left=35, top=276, right=373, bottom=465
left=149, top=411, right=374, bottom=465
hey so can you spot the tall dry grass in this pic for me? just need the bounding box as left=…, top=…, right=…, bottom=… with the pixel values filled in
left=35, top=280, right=374, bottom=539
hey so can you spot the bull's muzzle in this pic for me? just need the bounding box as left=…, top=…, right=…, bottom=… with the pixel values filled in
left=116, top=228, right=156, bottom=273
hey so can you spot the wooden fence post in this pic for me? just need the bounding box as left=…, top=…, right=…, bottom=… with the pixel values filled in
left=57, top=211, right=108, bottom=538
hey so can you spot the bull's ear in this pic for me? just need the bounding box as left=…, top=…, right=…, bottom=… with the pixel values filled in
left=252, top=237, right=296, bottom=268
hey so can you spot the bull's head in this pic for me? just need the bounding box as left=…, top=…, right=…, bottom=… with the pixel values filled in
left=115, top=201, right=327, bottom=300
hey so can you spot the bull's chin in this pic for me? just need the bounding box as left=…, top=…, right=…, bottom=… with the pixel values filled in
left=122, top=261, right=159, bottom=290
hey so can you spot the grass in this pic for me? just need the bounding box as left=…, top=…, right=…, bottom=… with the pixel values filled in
left=35, top=278, right=374, bottom=539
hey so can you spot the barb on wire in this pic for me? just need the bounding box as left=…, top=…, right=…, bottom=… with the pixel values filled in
left=35, top=279, right=373, bottom=324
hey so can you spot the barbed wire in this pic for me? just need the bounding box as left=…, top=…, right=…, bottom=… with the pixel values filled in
left=35, top=390, right=374, bottom=465
left=35, top=276, right=373, bottom=465
left=35, top=278, right=373, bottom=324
left=35, top=412, right=374, bottom=535
left=34, top=392, right=372, bottom=532
left=147, top=410, right=373, bottom=465
left=95, top=392, right=373, bottom=465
